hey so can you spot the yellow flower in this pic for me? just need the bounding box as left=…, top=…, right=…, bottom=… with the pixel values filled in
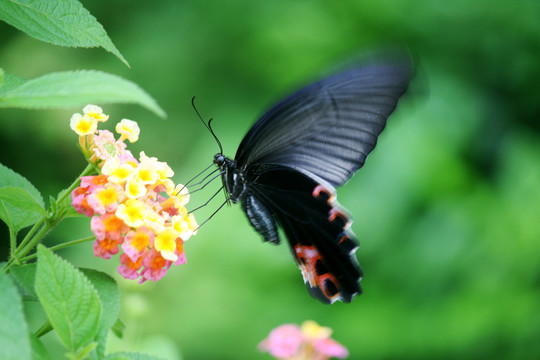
left=133, top=160, right=159, bottom=185
left=125, top=176, right=147, bottom=199
left=70, top=113, right=97, bottom=136
left=154, top=228, right=180, bottom=261
left=172, top=213, right=198, bottom=241
left=300, top=320, right=332, bottom=340
left=116, top=199, right=147, bottom=228
left=83, top=104, right=109, bottom=122
left=116, top=118, right=140, bottom=143
left=102, top=158, right=135, bottom=184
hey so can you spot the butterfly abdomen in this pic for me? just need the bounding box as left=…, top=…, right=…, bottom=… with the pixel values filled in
left=241, top=194, right=280, bottom=244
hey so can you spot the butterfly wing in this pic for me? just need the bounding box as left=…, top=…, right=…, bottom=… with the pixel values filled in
left=235, top=58, right=412, bottom=187
left=243, top=164, right=361, bottom=304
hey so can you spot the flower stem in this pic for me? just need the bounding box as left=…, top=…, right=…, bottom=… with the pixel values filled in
left=56, top=163, right=96, bottom=207
left=11, top=218, right=46, bottom=264
left=34, top=320, right=53, bottom=338
left=19, top=236, right=95, bottom=262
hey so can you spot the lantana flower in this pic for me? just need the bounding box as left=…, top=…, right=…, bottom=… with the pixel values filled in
left=70, top=105, right=197, bottom=283
left=259, top=321, right=349, bottom=360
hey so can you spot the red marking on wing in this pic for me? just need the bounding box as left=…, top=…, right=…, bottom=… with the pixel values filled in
left=312, top=184, right=335, bottom=204
left=294, top=244, right=340, bottom=302
left=328, top=207, right=350, bottom=225
left=338, top=233, right=350, bottom=245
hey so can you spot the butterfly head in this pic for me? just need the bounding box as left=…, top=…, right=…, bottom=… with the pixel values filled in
left=213, top=153, right=226, bottom=167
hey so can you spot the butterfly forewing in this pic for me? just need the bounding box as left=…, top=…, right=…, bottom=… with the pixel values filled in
left=235, top=62, right=412, bottom=187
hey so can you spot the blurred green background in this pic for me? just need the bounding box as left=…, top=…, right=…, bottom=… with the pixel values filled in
left=1, top=0, right=540, bottom=359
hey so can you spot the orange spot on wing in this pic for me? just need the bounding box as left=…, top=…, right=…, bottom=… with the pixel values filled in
left=294, top=244, right=341, bottom=301
left=312, top=184, right=335, bottom=204
left=328, top=208, right=349, bottom=224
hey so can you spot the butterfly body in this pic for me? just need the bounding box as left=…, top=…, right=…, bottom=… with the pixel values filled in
left=213, top=57, right=412, bottom=303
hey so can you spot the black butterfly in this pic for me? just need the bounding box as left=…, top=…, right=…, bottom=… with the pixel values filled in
left=210, top=56, right=412, bottom=304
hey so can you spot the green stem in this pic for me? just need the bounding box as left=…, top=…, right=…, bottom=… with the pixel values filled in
left=12, top=218, right=46, bottom=262
left=56, top=163, right=96, bottom=207
left=9, top=227, right=17, bottom=259
left=19, top=236, right=95, bottom=262
left=7, top=219, right=55, bottom=269
left=3, top=218, right=46, bottom=272
left=34, top=320, right=53, bottom=338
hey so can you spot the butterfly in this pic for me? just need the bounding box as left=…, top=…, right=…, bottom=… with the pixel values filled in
left=209, top=55, right=412, bottom=304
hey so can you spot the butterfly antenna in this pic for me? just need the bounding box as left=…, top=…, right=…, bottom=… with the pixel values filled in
left=191, top=97, right=224, bottom=154
left=193, top=195, right=230, bottom=231
left=188, top=170, right=224, bottom=194
left=176, top=163, right=216, bottom=194
left=190, top=185, right=224, bottom=213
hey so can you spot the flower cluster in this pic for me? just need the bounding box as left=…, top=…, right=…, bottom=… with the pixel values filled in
left=259, top=321, right=349, bottom=360
left=70, top=105, right=197, bottom=283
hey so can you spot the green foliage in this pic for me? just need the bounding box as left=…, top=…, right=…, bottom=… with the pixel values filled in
left=0, top=162, right=44, bottom=235
left=0, top=271, right=32, bottom=360
left=0, top=0, right=128, bottom=66
left=35, top=245, right=102, bottom=354
left=0, top=1, right=167, bottom=358
left=0, top=70, right=166, bottom=118
left=29, top=332, right=50, bottom=360
left=9, top=263, right=37, bottom=300
left=81, top=269, right=121, bottom=359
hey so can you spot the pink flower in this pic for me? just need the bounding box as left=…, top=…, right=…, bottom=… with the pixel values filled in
left=122, top=227, right=153, bottom=262
left=80, top=175, right=109, bottom=190
left=93, top=237, right=121, bottom=259
left=313, top=338, right=349, bottom=359
left=117, top=253, right=143, bottom=279
left=259, top=321, right=349, bottom=359
left=91, top=213, right=129, bottom=242
left=71, top=188, right=94, bottom=217
left=258, top=324, right=303, bottom=358
left=139, top=248, right=172, bottom=283
left=90, top=130, right=127, bottom=164
left=70, top=105, right=196, bottom=283
left=87, top=183, right=125, bottom=214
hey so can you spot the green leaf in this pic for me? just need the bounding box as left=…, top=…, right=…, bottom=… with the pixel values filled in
left=67, top=341, right=98, bottom=360
left=35, top=245, right=102, bottom=353
left=82, top=269, right=121, bottom=359
left=105, top=352, right=167, bottom=360
left=0, top=0, right=128, bottom=66
left=0, top=68, right=4, bottom=87
left=111, top=318, right=126, bottom=338
left=0, top=70, right=166, bottom=118
left=0, top=72, right=26, bottom=97
left=0, top=163, right=44, bottom=204
left=0, top=271, right=32, bottom=360
left=29, top=333, right=50, bottom=360
left=0, top=163, right=44, bottom=233
left=10, top=263, right=37, bottom=300
left=0, top=186, right=47, bottom=231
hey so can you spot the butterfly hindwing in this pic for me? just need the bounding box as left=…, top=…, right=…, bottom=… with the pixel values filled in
left=244, top=164, right=362, bottom=303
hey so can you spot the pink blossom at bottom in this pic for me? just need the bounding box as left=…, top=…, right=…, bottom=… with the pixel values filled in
left=258, top=324, right=303, bottom=358
left=313, top=338, right=349, bottom=358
